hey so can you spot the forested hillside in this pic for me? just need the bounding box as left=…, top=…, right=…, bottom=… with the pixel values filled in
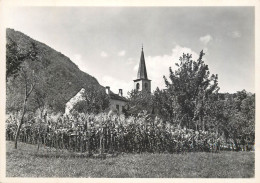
left=6, top=28, right=103, bottom=113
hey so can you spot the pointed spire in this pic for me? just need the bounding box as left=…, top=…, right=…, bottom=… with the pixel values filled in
left=137, top=45, right=148, bottom=79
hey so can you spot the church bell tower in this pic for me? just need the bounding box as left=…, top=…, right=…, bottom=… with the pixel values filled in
left=133, top=46, right=151, bottom=92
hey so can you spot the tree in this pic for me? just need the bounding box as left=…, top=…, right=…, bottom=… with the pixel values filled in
left=33, top=87, right=47, bottom=118
left=125, top=89, right=154, bottom=116
left=14, top=64, right=37, bottom=149
left=163, top=50, right=219, bottom=130
left=6, top=36, right=37, bottom=80
left=210, top=91, right=255, bottom=151
left=6, top=35, right=39, bottom=149
left=240, top=93, right=255, bottom=147
left=153, top=87, right=181, bottom=125
left=73, top=86, right=110, bottom=114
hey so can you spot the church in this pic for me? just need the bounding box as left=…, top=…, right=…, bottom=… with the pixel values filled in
left=65, top=46, right=151, bottom=114
left=133, top=46, right=151, bottom=93
left=105, top=46, right=152, bottom=113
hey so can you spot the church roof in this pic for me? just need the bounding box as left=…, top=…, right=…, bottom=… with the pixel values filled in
left=137, top=46, right=148, bottom=80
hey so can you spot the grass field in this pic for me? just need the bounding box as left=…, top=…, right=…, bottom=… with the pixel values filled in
left=6, top=141, right=255, bottom=178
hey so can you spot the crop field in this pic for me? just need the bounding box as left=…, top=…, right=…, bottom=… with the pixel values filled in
left=6, top=141, right=254, bottom=178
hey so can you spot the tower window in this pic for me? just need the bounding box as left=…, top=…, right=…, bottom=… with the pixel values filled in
left=136, top=83, right=140, bottom=90
left=145, top=83, right=148, bottom=89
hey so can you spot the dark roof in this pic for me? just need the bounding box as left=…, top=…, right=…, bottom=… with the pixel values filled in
left=133, top=78, right=151, bottom=82
left=137, top=47, right=148, bottom=80
left=109, top=92, right=128, bottom=102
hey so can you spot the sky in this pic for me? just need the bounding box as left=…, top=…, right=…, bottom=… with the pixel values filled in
left=4, top=7, right=255, bottom=95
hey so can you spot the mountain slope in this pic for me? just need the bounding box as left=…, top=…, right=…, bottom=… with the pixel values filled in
left=6, top=28, right=103, bottom=113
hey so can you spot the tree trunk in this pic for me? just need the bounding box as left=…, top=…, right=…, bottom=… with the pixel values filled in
left=37, top=126, right=41, bottom=151
left=14, top=120, right=23, bottom=149
left=233, top=133, right=240, bottom=152
left=14, top=99, right=27, bottom=149
left=200, top=115, right=205, bottom=131
left=14, top=74, right=34, bottom=149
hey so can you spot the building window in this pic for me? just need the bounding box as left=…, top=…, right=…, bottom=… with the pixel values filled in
left=116, top=104, right=120, bottom=111
left=136, top=83, right=140, bottom=90
left=145, top=83, right=148, bottom=89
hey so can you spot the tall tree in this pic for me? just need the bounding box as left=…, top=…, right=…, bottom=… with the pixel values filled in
left=6, top=35, right=38, bottom=149
left=14, top=63, right=37, bottom=149
left=163, top=50, right=219, bottom=129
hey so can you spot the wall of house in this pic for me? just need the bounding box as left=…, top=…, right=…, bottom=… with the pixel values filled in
left=65, top=88, right=85, bottom=114
left=109, top=99, right=127, bottom=113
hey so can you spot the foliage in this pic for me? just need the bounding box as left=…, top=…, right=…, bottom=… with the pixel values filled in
left=153, top=87, right=181, bottom=125
left=6, top=36, right=39, bottom=149
left=162, top=50, right=219, bottom=130
left=6, top=36, right=37, bottom=79
left=125, top=89, right=154, bottom=116
left=140, top=51, right=254, bottom=150
left=72, top=86, right=110, bottom=114
left=6, top=111, right=254, bottom=154
left=219, top=92, right=255, bottom=150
